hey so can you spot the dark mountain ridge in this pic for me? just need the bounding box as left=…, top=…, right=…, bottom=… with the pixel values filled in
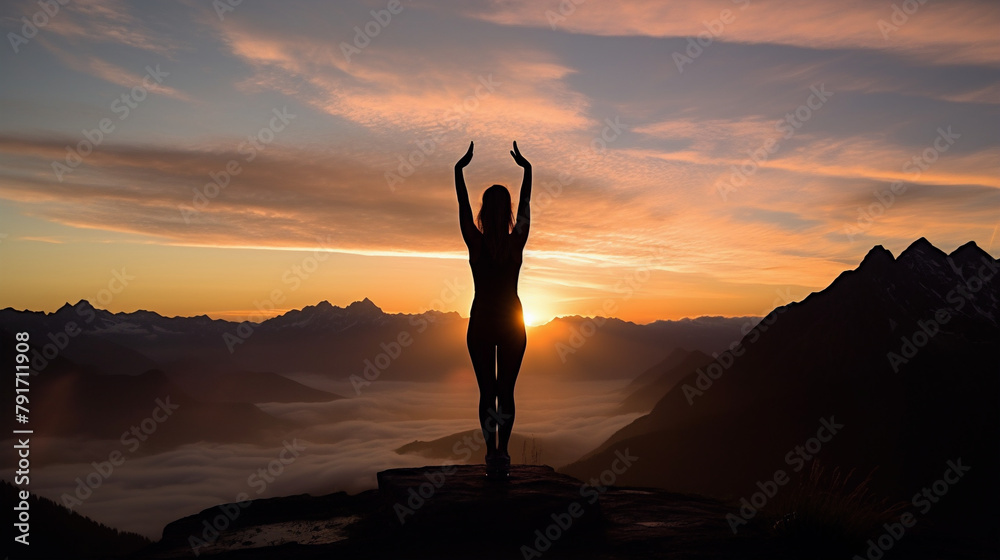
left=562, top=238, right=999, bottom=539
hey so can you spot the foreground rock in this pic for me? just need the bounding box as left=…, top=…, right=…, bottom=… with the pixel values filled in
left=138, top=464, right=993, bottom=559
left=140, top=465, right=775, bottom=559
left=378, top=465, right=603, bottom=553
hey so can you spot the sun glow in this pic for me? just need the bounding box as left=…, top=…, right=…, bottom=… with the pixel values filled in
left=522, top=310, right=541, bottom=327
left=520, top=291, right=556, bottom=327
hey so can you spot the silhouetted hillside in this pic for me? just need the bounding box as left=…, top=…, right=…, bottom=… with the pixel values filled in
left=0, top=357, right=300, bottom=467
left=564, top=239, right=999, bottom=541
left=167, top=370, right=343, bottom=404
left=616, top=349, right=713, bottom=413
left=3, top=480, right=150, bottom=558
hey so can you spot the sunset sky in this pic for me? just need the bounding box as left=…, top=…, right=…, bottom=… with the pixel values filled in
left=0, top=0, right=997, bottom=324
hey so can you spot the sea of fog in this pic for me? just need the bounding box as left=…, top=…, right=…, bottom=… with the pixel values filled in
left=1, top=374, right=642, bottom=539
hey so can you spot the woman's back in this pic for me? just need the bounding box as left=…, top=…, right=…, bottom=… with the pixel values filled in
left=469, top=233, right=524, bottom=314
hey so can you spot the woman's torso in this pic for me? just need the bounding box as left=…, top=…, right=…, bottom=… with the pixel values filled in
left=469, top=233, right=523, bottom=317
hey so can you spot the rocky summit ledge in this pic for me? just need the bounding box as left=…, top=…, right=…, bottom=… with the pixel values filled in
left=378, top=465, right=603, bottom=551
left=139, top=465, right=774, bottom=559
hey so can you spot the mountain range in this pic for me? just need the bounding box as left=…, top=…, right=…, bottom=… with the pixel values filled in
left=0, top=297, right=753, bottom=383
left=0, top=288, right=753, bottom=469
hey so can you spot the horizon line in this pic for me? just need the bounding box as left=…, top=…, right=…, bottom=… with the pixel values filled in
left=0, top=298, right=766, bottom=328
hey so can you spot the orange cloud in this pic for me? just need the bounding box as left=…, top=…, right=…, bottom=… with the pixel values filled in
left=470, top=0, right=1000, bottom=66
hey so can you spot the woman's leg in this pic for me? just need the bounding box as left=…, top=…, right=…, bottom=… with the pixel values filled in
left=495, top=323, right=527, bottom=457
left=467, top=319, right=498, bottom=458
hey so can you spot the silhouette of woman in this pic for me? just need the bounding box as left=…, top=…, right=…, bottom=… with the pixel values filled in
left=455, top=140, right=531, bottom=478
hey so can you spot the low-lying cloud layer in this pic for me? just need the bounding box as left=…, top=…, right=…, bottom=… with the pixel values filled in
left=1, top=378, right=639, bottom=538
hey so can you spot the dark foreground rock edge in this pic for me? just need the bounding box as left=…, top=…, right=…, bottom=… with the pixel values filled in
left=137, top=465, right=991, bottom=560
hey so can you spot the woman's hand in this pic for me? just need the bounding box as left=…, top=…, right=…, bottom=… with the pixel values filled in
left=510, top=141, right=530, bottom=168
left=456, top=141, right=474, bottom=169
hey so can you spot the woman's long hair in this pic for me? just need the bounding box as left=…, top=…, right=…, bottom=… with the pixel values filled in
left=476, top=184, right=515, bottom=261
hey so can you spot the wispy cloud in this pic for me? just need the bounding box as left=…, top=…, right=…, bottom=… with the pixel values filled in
left=468, top=0, right=1000, bottom=66
left=34, top=0, right=181, bottom=55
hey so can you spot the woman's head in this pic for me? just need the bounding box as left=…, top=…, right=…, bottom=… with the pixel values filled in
left=476, top=184, right=514, bottom=259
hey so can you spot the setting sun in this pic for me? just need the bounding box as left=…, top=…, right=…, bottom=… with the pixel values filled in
left=522, top=310, right=540, bottom=327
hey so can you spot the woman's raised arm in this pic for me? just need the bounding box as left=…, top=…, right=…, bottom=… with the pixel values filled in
left=511, top=141, right=532, bottom=239
left=455, top=141, right=478, bottom=247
